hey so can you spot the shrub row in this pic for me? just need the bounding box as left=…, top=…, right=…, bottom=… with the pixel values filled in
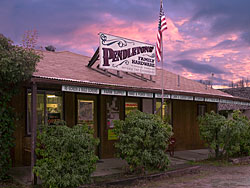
left=34, top=111, right=173, bottom=187
left=199, top=110, right=250, bottom=159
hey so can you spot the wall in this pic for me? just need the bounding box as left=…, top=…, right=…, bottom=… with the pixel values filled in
left=64, top=92, right=76, bottom=127
left=172, top=100, right=217, bottom=150
left=11, top=87, right=26, bottom=166
left=11, top=87, right=219, bottom=165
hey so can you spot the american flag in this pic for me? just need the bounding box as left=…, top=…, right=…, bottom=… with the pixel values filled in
left=156, top=0, right=167, bottom=62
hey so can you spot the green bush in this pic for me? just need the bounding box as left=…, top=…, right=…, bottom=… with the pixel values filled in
left=229, top=111, right=250, bottom=156
left=114, top=110, right=173, bottom=172
left=0, top=105, right=15, bottom=180
left=198, top=111, right=227, bottom=158
left=33, top=123, right=99, bottom=188
left=199, top=110, right=250, bottom=159
left=0, top=33, right=40, bottom=180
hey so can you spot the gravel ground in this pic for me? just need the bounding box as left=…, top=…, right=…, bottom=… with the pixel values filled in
left=1, top=164, right=250, bottom=188
left=119, top=164, right=250, bottom=188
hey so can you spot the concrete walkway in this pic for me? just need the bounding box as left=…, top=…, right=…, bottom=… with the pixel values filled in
left=93, top=149, right=210, bottom=177
left=9, top=149, right=211, bottom=185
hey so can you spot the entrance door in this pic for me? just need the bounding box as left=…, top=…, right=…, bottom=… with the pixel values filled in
left=77, top=94, right=98, bottom=138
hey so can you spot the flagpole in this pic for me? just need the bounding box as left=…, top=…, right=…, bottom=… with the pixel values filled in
left=155, top=0, right=166, bottom=118
left=161, top=0, right=164, bottom=119
left=161, top=32, right=164, bottom=119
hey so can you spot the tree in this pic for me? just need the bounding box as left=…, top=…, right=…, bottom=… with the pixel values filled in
left=0, top=33, right=40, bottom=180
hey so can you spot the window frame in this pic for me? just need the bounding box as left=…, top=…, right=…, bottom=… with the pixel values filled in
left=197, top=104, right=207, bottom=117
left=26, top=89, right=63, bottom=135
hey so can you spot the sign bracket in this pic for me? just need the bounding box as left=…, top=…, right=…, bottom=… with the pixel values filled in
left=87, top=47, right=99, bottom=68
left=97, top=65, right=123, bottom=78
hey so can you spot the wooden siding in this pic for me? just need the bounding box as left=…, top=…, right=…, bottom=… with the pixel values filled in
left=11, top=87, right=219, bottom=165
left=172, top=100, right=217, bottom=150
left=64, top=92, right=76, bottom=127
left=11, top=87, right=26, bottom=166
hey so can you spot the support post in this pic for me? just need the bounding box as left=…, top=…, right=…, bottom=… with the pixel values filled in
left=31, top=81, right=37, bottom=184
left=153, top=95, right=157, bottom=114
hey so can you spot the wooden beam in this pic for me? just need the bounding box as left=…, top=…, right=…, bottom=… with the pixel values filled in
left=31, top=81, right=37, bottom=184
left=87, top=47, right=99, bottom=67
left=125, top=72, right=147, bottom=82
left=97, top=65, right=123, bottom=78
left=153, top=95, right=157, bottom=114
left=87, top=66, right=111, bottom=77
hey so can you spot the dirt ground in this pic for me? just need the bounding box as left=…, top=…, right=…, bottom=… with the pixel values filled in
left=1, top=164, right=250, bottom=188
left=119, top=164, right=250, bottom=188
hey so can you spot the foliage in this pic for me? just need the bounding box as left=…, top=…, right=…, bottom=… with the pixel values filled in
left=229, top=111, right=250, bottom=156
left=0, top=106, right=15, bottom=180
left=0, top=33, right=40, bottom=180
left=113, top=110, right=173, bottom=173
left=198, top=110, right=250, bottom=159
left=198, top=111, right=227, bottom=158
left=33, top=123, right=99, bottom=188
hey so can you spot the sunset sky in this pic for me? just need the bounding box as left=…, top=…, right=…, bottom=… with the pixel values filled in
left=1, top=0, right=250, bottom=87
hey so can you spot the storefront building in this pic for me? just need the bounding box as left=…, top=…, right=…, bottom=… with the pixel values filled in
left=11, top=50, right=250, bottom=166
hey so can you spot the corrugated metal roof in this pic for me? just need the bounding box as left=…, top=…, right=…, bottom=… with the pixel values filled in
left=219, top=88, right=250, bottom=110
left=33, top=50, right=234, bottom=98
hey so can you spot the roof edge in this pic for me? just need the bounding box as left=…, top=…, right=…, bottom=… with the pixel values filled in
left=31, top=75, right=250, bottom=102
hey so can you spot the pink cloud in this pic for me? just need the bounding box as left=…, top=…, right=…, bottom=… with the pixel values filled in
left=36, top=13, right=250, bottom=86
left=38, top=13, right=185, bottom=57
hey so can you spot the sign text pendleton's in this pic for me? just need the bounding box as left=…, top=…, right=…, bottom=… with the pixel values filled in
left=99, top=33, right=156, bottom=75
left=102, top=46, right=155, bottom=67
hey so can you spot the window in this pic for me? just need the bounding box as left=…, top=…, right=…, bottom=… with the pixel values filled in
left=106, top=97, right=120, bottom=129
left=198, top=104, right=207, bottom=117
left=156, top=100, right=172, bottom=124
left=46, top=93, right=63, bottom=125
left=125, top=102, right=138, bottom=115
left=27, top=90, right=63, bottom=135
left=78, top=100, right=94, bottom=128
left=142, top=99, right=153, bottom=114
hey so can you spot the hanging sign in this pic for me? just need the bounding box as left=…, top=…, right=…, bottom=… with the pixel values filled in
left=101, top=89, right=126, bottom=96
left=155, top=93, right=171, bottom=99
left=241, top=102, right=248, bottom=106
left=171, top=95, right=193, bottom=101
left=62, top=85, right=99, bottom=94
left=219, top=99, right=232, bottom=104
left=99, top=33, right=156, bottom=75
left=128, top=91, right=153, bottom=98
left=205, top=98, right=220, bottom=103
left=194, top=97, right=204, bottom=101
left=233, top=101, right=241, bottom=105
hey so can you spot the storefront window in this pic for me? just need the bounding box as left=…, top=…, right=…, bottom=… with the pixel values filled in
left=142, top=99, right=153, bottom=114
left=156, top=100, right=172, bottom=124
left=78, top=100, right=94, bottom=128
left=27, top=90, right=63, bottom=135
left=47, top=94, right=63, bottom=125
left=125, top=102, right=138, bottom=115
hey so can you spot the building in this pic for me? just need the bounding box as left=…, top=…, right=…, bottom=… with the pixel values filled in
left=219, top=87, right=250, bottom=118
left=11, top=50, right=250, bottom=167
